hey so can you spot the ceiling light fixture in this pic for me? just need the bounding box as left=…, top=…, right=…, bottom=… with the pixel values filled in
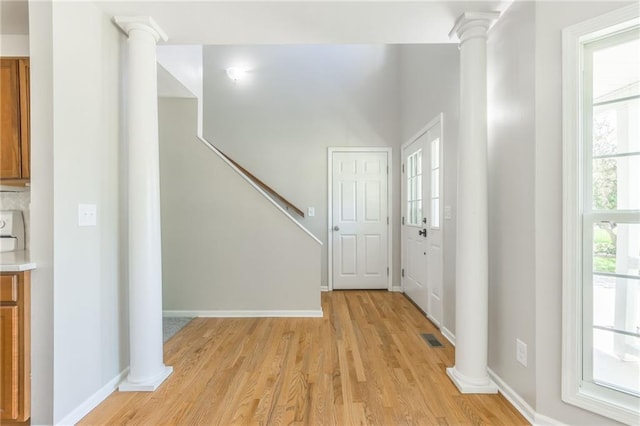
left=226, top=67, right=249, bottom=82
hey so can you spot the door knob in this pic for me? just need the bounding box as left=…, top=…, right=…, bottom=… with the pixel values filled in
left=418, top=228, right=427, bottom=237
left=333, top=226, right=340, bottom=231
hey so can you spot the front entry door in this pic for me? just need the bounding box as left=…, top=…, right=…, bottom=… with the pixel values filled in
left=330, top=150, right=389, bottom=290
left=401, top=116, right=444, bottom=326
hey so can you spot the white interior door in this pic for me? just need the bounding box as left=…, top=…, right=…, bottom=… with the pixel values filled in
left=401, top=116, right=444, bottom=326
left=331, top=150, right=389, bottom=290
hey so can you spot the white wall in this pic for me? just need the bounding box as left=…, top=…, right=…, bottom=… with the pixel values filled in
left=483, top=1, right=633, bottom=423
left=158, top=64, right=195, bottom=99
left=486, top=0, right=537, bottom=409
left=157, top=45, right=202, bottom=100
left=157, top=45, right=203, bottom=134
left=399, top=44, right=459, bottom=334
left=534, top=1, right=633, bottom=424
left=50, top=2, right=127, bottom=421
left=28, top=1, right=129, bottom=423
left=28, top=1, right=54, bottom=422
left=0, top=34, right=29, bottom=56
left=0, top=0, right=29, bottom=59
left=202, top=45, right=402, bottom=289
left=159, top=97, right=321, bottom=313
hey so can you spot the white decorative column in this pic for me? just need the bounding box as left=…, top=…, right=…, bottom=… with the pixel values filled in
left=114, top=16, right=173, bottom=392
left=446, top=11, right=500, bottom=394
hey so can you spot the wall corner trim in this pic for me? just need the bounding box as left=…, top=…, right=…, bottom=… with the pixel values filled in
left=55, top=368, right=129, bottom=426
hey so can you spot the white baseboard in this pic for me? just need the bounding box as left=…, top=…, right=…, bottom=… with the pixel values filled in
left=533, top=413, right=568, bottom=426
left=441, top=326, right=456, bottom=346
left=488, top=368, right=566, bottom=426
left=163, top=310, right=324, bottom=318
left=427, top=314, right=441, bottom=329
left=488, top=368, right=536, bottom=424
left=534, top=413, right=568, bottom=426
left=447, top=367, right=498, bottom=394
left=430, top=327, right=566, bottom=426
left=55, top=368, right=129, bottom=426
left=323, top=286, right=402, bottom=292
left=119, top=366, right=173, bottom=392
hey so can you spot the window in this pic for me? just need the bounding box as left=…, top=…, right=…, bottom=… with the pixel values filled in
left=563, top=5, right=640, bottom=424
left=406, top=149, right=422, bottom=226
left=431, top=138, right=441, bottom=229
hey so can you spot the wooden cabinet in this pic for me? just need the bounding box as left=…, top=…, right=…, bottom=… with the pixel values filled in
left=0, top=58, right=30, bottom=184
left=0, top=272, right=30, bottom=423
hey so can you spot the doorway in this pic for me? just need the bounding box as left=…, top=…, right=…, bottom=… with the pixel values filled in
left=328, top=148, right=391, bottom=290
left=401, top=115, right=444, bottom=326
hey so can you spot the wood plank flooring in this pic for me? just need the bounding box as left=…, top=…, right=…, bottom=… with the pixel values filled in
left=79, top=291, right=528, bottom=425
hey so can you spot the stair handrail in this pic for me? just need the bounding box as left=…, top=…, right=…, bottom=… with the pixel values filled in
left=195, top=136, right=322, bottom=246
left=214, top=147, right=305, bottom=218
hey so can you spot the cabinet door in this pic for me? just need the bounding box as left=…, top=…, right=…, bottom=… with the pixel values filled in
left=0, top=306, right=18, bottom=421
left=0, top=60, right=22, bottom=179
left=18, top=59, right=30, bottom=180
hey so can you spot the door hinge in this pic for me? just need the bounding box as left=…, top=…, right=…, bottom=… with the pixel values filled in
left=402, top=216, right=405, bottom=225
left=387, top=216, right=389, bottom=225
left=387, top=267, right=389, bottom=276
left=401, top=268, right=405, bottom=278
left=402, top=164, right=405, bottom=173
left=387, top=166, right=389, bottom=174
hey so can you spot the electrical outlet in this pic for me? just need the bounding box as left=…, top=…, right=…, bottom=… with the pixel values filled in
left=516, top=338, right=527, bottom=367
left=307, top=207, right=315, bottom=217
left=78, top=204, right=97, bottom=227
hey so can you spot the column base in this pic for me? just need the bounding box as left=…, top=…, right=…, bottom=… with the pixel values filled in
left=119, top=365, right=173, bottom=392
left=446, top=367, right=498, bottom=394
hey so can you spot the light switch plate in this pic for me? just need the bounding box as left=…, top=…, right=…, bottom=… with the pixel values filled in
left=516, top=338, right=528, bottom=367
left=444, top=205, right=452, bottom=220
left=307, top=207, right=315, bottom=217
left=78, top=204, right=97, bottom=227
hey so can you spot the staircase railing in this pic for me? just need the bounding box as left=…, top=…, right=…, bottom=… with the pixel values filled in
left=213, top=148, right=305, bottom=218
left=155, top=51, right=305, bottom=219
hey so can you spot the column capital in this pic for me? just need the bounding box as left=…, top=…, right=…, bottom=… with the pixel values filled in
left=113, top=16, right=168, bottom=43
left=449, top=11, right=500, bottom=44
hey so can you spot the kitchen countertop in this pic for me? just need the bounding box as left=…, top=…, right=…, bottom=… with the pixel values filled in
left=0, top=250, right=36, bottom=272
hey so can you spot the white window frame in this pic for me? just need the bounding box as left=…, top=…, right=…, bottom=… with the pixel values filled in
left=430, top=137, right=441, bottom=230
left=407, top=149, right=423, bottom=227
left=562, top=5, right=640, bottom=425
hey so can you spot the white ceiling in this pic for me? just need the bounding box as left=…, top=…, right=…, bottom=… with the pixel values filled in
left=1, top=1, right=514, bottom=43
left=94, top=0, right=512, bottom=45
left=3, top=0, right=514, bottom=96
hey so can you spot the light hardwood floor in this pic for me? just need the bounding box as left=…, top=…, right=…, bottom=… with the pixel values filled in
left=79, top=291, right=528, bottom=425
